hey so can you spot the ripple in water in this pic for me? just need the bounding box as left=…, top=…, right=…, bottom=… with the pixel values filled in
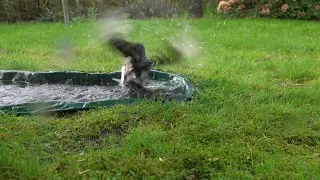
left=0, top=78, right=184, bottom=106
left=0, top=81, right=129, bottom=106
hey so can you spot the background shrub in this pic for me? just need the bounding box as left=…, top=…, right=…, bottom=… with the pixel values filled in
left=223, top=0, right=320, bottom=20
left=0, top=0, right=319, bottom=22
left=0, top=0, right=188, bottom=22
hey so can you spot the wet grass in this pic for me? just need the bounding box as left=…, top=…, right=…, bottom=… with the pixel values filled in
left=0, top=18, right=320, bottom=179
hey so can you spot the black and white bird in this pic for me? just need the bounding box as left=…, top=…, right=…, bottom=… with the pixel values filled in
left=101, top=12, right=200, bottom=96
left=106, top=35, right=193, bottom=97
left=107, top=37, right=152, bottom=90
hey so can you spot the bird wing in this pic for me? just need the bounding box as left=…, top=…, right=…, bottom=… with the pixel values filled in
left=149, top=39, right=183, bottom=65
left=107, top=37, right=136, bottom=58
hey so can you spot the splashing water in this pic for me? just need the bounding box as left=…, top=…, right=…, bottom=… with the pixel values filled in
left=99, top=9, right=134, bottom=42
left=55, top=39, right=74, bottom=59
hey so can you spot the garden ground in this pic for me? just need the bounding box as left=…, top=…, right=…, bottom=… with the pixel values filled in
left=0, top=18, right=320, bottom=179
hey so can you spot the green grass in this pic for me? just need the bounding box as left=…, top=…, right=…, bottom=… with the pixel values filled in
left=0, top=18, right=320, bottom=179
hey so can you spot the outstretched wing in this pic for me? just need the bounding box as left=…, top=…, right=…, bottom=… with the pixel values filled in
left=150, top=35, right=201, bottom=66
left=107, top=37, right=150, bottom=63
left=107, top=37, right=136, bottom=58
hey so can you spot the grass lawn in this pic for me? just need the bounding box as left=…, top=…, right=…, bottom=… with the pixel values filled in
left=0, top=18, right=320, bottom=179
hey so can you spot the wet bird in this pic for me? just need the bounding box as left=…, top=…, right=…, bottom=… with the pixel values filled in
left=101, top=10, right=200, bottom=95
left=106, top=35, right=188, bottom=96
left=107, top=36, right=152, bottom=93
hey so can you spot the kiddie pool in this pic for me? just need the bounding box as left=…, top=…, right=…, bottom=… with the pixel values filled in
left=0, top=70, right=194, bottom=115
